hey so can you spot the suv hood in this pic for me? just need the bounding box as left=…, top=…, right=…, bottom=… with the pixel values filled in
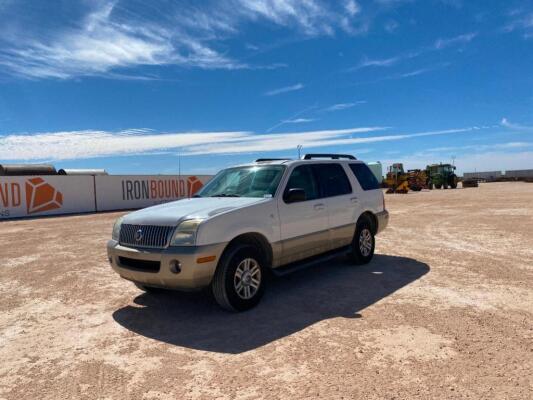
left=122, top=197, right=269, bottom=226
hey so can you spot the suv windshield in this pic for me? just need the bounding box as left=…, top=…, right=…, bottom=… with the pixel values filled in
left=196, top=165, right=285, bottom=198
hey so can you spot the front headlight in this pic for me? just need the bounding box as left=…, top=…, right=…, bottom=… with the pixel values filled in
left=112, top=217, right=124, bottom=241
left=170, top=219, right=203, bottom=246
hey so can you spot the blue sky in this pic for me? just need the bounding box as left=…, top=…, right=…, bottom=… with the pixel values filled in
left=0, top=0, right=532, bottom=174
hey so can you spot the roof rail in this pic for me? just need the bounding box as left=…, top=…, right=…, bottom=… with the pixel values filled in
left=255, top=158, right=292, bottom=162
left=303, top=153, right=357, bottom=160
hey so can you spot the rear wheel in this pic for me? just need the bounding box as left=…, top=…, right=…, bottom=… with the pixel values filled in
left=212, top=244, right=265, bottom=312
left=435, top=184, right=442, bottom=189
left=349, top=218, right=375, bottom=265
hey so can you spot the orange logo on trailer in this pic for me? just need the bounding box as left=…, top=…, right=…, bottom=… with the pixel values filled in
left=25, top=178, right=63, bottom=214
left=187, top=176, right=203, bottom=197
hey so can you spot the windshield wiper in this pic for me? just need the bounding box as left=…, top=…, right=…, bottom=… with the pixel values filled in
left=211, top=193, right=240, bottom=197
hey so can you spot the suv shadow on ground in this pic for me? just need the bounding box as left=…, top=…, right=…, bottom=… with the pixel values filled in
left=113, top=254, right=429, bottom=354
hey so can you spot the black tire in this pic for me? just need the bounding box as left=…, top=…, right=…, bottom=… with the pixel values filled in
left=349, top=217, right=375, bottom=265
left=435, top=184, right=442, bottom=189
left=212, top=244, right=265, bottom=312
left=428, top=183, right=434, bottom=190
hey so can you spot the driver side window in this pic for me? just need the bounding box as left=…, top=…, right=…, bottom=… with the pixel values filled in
left=283, top=165, right=319, bottom=202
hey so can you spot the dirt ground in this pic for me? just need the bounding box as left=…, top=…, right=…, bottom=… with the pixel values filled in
left=0, top=182, right=532, bottom=399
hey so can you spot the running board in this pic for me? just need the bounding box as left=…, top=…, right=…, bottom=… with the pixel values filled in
left=271, top=246, right=351, bottom=277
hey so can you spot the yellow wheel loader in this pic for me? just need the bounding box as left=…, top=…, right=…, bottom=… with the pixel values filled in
left=384, top=163, right=410, bottom=193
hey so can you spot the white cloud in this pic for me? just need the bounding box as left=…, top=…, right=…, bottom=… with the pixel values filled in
left=396, top=67, right=434, bottom=78
left=356, top=56, right=402, bottom=68
left=0, top=126, right=383, bottom=161
left=433, top=32, right=477, bottom=49
left=373, top=0, right=414, bottom=5
left=283, top=118, right=315, bottom=123
left=238, top=0, right=329, bottom=35
left=178, top=127, right=478, bottom=155
left=501, top=117, right=533, bottom=131
left=264, top=83, right=304, bottom=96
left=324, top=101, right=366, bottom=111
left=344, top=0, right=361, bottom=17
left=236, top=0, right=365, bottom=36
left=267, top=101, right=367, bottom=133
left=355, top=63, right=449, bottom=84
left=350, top=53, right=419, bottom=70
left=0, top=0, right=371, bottom=79
left=0, top=125, right=491, bottom=161
left=503, top=10, right=533, bottom=39
left=384, top=19, right=399, bottom=33
left=0, top=2, right=244, bottom=79
left=265, top=104, right=319, bottom=133
left=350, top=32, right=476, bottom=72
left=0, top=130, right=250, bottom=160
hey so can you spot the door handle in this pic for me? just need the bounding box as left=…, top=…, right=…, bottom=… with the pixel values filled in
left=350, top=197, right=359, bottom=203
left=314, top=203, right=325, bottom=210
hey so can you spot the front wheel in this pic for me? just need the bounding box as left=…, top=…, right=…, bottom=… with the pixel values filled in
left=349, top=219, right=375, bottom=265
left=212, top=244, right=265, bottom=312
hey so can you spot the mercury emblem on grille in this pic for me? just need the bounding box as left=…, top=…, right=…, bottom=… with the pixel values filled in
left=135, top=229, right=143, bottom=242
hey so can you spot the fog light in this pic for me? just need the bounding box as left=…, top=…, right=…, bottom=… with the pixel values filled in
left=170, top=260, right=182, bottom=274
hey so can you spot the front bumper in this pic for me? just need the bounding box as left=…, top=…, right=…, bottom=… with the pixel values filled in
left=376, top=210, right=389, bottom=234
left=107, top=240, right=227, bottom=290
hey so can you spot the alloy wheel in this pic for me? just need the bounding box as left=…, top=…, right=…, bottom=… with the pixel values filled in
left=233, top=258, right=261, bottom=300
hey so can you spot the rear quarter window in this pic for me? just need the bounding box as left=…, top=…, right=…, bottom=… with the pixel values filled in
left=349, top=163, right=381, bottom=190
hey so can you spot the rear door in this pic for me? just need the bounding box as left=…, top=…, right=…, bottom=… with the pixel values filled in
left=313, top=163, right=360, bottom=250
left=277, top=164, right=330, bottom=265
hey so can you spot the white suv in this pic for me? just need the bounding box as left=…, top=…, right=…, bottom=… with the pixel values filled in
left=107, top=154, right=389, bottom=311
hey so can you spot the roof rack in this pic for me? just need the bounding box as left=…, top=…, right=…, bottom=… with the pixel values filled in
left=255, top=158, right=292, bottom=162
left=302, top=153, right=357, bottom=160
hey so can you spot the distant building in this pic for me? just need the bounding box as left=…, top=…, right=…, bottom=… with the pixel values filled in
left=504, top=169, right=533, bottom=179
left=463, top=171, right=502, bottom=181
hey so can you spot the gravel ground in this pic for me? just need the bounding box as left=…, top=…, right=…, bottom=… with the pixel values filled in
left=1, top=182, right=532, bottom=399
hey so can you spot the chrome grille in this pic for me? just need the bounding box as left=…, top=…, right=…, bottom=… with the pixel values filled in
left=119, top=224, right=174, bottom=249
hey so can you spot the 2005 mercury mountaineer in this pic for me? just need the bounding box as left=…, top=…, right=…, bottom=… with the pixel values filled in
left=107, top=154, right=389, bottom=311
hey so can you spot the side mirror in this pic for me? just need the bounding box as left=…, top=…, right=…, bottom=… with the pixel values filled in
left=285, top=188, right=306, bottom=203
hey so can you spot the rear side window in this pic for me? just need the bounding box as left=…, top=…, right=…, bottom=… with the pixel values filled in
left=349, top=163, right=380, bottom=190
left=313, top=164, right=352, bottom=197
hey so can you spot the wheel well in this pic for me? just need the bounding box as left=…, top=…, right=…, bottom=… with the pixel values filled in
left=358, top=211, right=378, bottom=235
left=223, top=233, right=273, bottom=268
